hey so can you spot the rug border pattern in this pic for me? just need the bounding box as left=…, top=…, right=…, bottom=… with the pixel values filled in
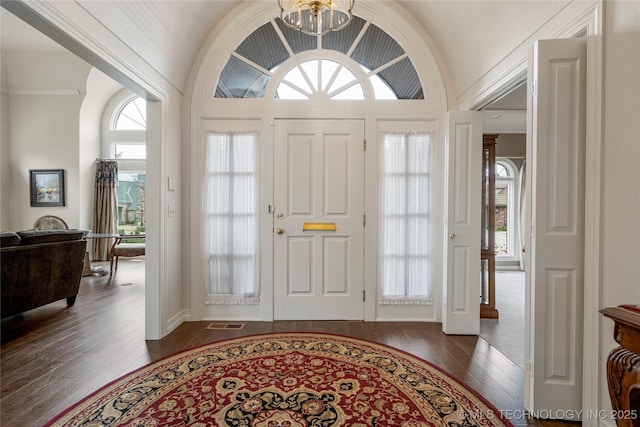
left=44, top=332, right=514, bottom=427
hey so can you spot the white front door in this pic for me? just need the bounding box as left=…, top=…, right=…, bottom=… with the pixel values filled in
left=525, top=38, right=586, bottom=415
left=273, top=119, right=365, bottom=320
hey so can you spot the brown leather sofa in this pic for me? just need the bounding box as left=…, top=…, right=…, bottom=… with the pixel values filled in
left=1, top=229, right=87, bottom=318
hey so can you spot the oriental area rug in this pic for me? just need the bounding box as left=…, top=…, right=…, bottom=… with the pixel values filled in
left=45, top=333, right=512, bottom=427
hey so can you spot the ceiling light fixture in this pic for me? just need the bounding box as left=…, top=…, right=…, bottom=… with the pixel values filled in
left=278, top=0, right=354, bottom=36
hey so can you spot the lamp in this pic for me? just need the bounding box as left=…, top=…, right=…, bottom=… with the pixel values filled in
left=278, top=0, right=355, bottom=36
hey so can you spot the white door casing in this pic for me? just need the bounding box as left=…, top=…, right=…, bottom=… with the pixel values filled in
left=273, top=119, right=365, bottom=320
left=442, top=111, right=482, bottom=335
left=525, top=38, right=586, bottom=414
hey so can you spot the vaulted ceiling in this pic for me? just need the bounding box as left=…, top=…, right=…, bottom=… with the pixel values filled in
left=1, top=0, right=570, bottom=105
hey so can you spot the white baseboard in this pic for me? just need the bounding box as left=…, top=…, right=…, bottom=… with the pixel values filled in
left=167, top=310, right=188, bottom=334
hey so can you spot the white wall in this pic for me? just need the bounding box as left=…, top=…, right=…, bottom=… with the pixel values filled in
left=599, top=0, right=640, bottom=415
left=79, top=67, right=123, bottom=251
left=163, top=92, right=183, bottom=331
left=3, top=50, right=91, bottom=230
left=496, top=134, right=526, bottom=158
left=1, top=39, right=127, bottom=241
left=8, top=94, right=84, bottom=229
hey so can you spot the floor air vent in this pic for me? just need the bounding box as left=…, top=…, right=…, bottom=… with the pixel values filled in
left=206, top=323, right=245, bottom=330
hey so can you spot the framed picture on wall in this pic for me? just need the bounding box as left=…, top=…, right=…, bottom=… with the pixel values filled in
left=30, top=169, right=65, bottom=207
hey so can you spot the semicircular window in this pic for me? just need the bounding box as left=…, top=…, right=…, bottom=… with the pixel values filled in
left=215, top=16, right=423, bottom=100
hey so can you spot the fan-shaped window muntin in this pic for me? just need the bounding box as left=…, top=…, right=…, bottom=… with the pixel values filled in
left=277, top=59, right=367, bottom=100
left=113, top=96, right=146, bottom=130
left=215, top=17, right=423, bottom=100
left=108, top=95, right=147, bottom=159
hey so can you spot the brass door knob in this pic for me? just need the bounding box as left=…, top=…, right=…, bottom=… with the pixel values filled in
left=276, top=227, right=285, bottom=235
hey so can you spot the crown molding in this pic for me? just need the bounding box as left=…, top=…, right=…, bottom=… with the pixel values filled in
left=5, top=88, right=82, bottom=96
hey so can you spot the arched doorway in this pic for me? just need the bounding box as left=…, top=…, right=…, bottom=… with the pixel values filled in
left=188, top=2, right=448, bottom=322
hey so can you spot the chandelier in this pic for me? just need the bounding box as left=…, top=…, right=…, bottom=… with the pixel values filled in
left=278, top=0, right=355, bottom=36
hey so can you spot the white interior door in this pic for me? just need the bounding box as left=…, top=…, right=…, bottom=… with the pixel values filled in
left=525, top=38, right=586, bottom=415
left=442, top=111, right=482, bottom=335
left=273, top=119, right=365, bottom=320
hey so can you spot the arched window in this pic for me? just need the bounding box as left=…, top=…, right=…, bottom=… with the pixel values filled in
left=215, top=16, right=423, bottom=100
left=104, top=93, right=146, bottom=232
left=114, top=96, right=146, bottom=130
left=110, top=96, right=147, bottom=159
left=495, top=160, right=516, bottom=257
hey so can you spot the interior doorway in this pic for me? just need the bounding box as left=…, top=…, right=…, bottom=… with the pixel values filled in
left=480, top=95, right=528, bottom=368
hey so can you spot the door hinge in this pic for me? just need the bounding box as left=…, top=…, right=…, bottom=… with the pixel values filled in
left=364, top=139, right=367, bottom=151
left=362, top=290, right=366, bottom=302
left=363, top=214, right=366, bottom=226
left=525, top=361, right=534, bottom=378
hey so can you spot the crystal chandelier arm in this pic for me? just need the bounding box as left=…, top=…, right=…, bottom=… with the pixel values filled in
left=278, top=0, right=354, bottom=36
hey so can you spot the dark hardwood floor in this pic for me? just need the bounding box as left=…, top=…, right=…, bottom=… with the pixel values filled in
left=1, top=259, right=577, bottom=426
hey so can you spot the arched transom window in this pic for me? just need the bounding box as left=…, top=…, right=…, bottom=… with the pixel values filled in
left=215, top=16, right=423, bottom=100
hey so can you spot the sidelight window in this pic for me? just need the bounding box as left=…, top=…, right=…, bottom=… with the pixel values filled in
left=378, top=132, right=432, bottom=305
left=204, top=132, right=259, bottom=304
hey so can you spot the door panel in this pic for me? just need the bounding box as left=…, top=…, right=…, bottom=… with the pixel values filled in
left=442, top=111, right=483, bottom=335
left=274, top=119, right=365, bottom=320
left=525, top=38, right=586, bottom=415
left=288, top=136, right=313, bottom=214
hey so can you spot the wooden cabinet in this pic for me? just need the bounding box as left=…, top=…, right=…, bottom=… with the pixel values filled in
left=481, top=135, right=499, bottom=319
left=600, top=306, right=640, bottom=427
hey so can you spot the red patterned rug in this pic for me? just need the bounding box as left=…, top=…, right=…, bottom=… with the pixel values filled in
left=45, top=333, right=512, bottom=426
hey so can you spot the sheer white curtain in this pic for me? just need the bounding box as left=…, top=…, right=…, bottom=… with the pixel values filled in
left=379, top=132, right=433, bottom=305
left=204, top=132, right=259, bottom=304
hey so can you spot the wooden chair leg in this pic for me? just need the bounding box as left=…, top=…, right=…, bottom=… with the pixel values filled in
left=110, top=255, right=118, bottom=276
